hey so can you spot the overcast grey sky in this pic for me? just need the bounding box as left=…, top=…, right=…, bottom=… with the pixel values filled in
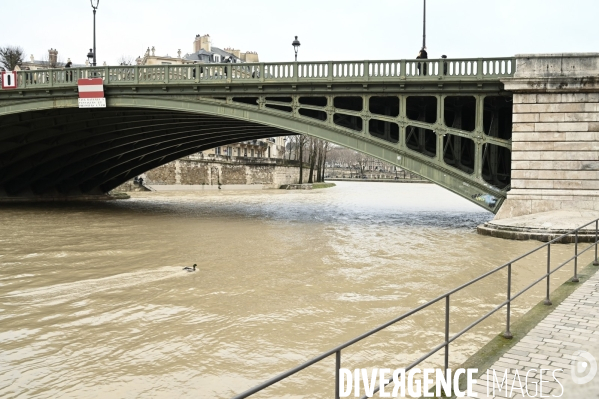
left=3, top=0, right=597, bottom=65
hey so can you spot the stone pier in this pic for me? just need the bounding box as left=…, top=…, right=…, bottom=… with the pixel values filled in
left=480, top=54, right=599, bottom=240
left=496, top=53, right=599, bottom=219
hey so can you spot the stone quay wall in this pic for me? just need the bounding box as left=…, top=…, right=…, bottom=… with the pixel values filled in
left=496, top=53, right=599, bottom=219
left=125, top=158, right=308, bottom=189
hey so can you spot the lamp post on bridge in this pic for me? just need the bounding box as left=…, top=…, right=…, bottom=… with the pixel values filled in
left=90, top=0, right=100, bottom=67
left=292, top=36, right=300, bottom=62
left=422, top=0, right=426, bottom=50
left=86, top=49, right=94, bottom=66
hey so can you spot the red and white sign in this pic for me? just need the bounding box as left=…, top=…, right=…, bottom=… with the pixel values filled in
left=1, top=71, right=17, bottom=89
left=78, top=78, right=106, bottom=108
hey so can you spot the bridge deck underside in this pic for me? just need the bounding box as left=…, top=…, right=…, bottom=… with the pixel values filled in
left=0, top=108, right=289, bottom=197
left=0, top=89, right=511, bottom=212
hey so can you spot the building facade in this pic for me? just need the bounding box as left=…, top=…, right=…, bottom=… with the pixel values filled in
left=15, top=49, right=83, bottom=71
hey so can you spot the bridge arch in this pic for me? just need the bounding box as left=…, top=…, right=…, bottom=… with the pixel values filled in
left=0, top=94, right=509, bottom=211
left=0, top=57, right=516, bottom=211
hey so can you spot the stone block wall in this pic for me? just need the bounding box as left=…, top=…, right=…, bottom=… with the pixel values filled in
left=496, top=54, right=599, bottom=219
left=179, top=161, right=209, bottom=185
left=221, top=164, right=250, bottom=184
left=136, top=158, right=308, bottom=189
left=145, top=162, right=178, bottom=185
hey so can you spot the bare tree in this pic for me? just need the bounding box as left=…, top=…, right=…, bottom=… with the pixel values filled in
left=307, top=137, right=316, bottom=183
left=285, top=135, right=299, bottom=161
left=0, top=46, right=25, bottom=70
left=117, top=55, right=135, bottom=66
left=298, top=135, right=307, bottom=184
left=319, top=140, right=330, bottom=182
left=280, top=137, right=287, bottom=162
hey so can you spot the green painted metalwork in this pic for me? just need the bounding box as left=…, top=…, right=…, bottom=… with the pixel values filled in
left=3, top=58, right=515, bottom=89
left=0, top=58, right=514, bottom=212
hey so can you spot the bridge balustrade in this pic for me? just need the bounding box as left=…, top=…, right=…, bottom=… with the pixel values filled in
left=368, top=61, right=402, bottom=77
left=5, top=57, right=514, bottom=90
left=298, top=62, right=328, bottom=78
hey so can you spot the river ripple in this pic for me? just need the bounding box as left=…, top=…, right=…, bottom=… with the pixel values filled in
left=0, top=182, right=583, bottom=398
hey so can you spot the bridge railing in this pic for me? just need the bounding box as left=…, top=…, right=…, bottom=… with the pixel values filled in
left=4, top=57, right=515, bottom=90
left=230, top=218, right=599, bottom=399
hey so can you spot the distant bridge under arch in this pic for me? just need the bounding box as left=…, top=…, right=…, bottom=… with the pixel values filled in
left=0, top=58, right=514, bottom=212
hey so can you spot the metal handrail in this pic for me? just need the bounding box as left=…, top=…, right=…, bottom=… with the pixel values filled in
left=3, top=57, right=515, bottom=91
left=232, top=218, right=599, bottom=399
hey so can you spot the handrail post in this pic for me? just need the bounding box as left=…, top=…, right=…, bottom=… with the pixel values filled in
left=544, top=244, right=552, bottom=305
left=335, top=350, right=341, bottom=399
left=572, top=231, right=580, bottom=282
left=594, top=220, right=599, bottom=266
left=503, top=263, right=513, bottom=339
left=293, top=62, right=298, bottom=82
left=444, top=295, right=450, bottom=372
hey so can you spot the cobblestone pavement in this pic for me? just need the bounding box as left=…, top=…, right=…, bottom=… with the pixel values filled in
left=465, top=270, right=599, bottom=398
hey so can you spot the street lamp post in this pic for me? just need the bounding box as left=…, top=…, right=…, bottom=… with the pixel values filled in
left=422, top=0, right=426, bottom=50
left=90, top=0, right=100, bottom=67
left=292, top=36, right=300, bottom=62
left=87, top=49, right=94, bottom=66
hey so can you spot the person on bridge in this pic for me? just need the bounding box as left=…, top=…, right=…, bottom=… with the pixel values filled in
left=65, top=60, right=72, bottom=82
left=223, top=56, right=232, bottom=78
left=416, top=47, right=428, bottom=76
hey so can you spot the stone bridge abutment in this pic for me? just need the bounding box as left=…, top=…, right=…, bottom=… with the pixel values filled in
left=496, top=53, right=599, bottom=220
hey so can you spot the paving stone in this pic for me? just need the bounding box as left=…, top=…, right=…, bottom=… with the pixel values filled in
left=468, top=268, right=599, bottom=398
left=509, top=350, right=532, bottom=357
left=504, top=354, right=531, bottom=362
left=528, top=353, right=548, bottom=360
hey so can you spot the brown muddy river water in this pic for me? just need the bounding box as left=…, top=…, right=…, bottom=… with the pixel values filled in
left=0, top=182, right=588, bottom=398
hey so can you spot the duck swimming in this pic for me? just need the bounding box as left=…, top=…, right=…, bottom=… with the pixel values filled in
left=183, top=264, right=197, bottom=272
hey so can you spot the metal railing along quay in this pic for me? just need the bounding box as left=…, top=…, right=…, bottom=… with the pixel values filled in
left=232, top=218, right=599, bottom=399
left=2, top=57, right=515, bottom=91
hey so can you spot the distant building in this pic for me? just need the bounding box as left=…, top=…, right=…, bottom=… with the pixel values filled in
left=15, top=49, right=84, bottom=71
left=135, top=34, right=259, bottom=66
left=135, top=34, right=285, bottom=160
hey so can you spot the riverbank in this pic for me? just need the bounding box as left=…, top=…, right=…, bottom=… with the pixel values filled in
left=478, top=209, right=599, bottom=243
left=451, top=260, right=599, bottom=398
left=111, top=157, right=308, bottom=193
left=326, top=178, right=430, bottom=184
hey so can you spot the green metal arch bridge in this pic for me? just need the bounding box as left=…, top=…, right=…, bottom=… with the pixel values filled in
left=0, top=57, right=514, bottom=212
